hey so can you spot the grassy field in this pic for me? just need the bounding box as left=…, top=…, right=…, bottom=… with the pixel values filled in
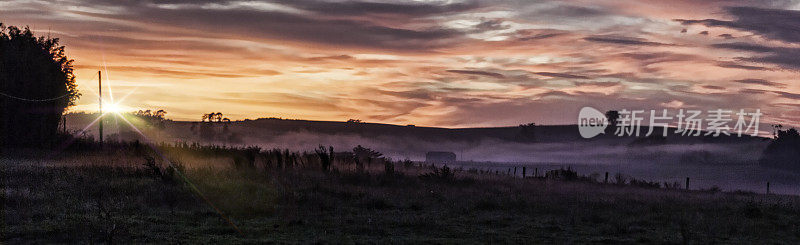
left=3, top=145, right=800, bottom=244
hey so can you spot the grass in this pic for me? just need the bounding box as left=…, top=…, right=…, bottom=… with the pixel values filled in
left=3, top=144, right=800, bottom=243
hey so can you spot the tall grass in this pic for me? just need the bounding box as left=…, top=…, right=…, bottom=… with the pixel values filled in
left=5, top=139, right=800, bottom=243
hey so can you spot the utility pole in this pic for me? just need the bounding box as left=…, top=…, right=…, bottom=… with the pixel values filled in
left=98, top=70, right=103, bottom=147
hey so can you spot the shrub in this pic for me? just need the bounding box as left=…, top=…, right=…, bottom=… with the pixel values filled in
left=419, top=165, right=454, bottom=181
left=629, top=178, right=661, bottom=188
left=315, top=145, right=334, bottom=172
left=614, top=173, right=628, bottom=185
left=545, top=167, right=579, bottom=181
left=384, top=161, right=395, bottom=176
left=401, top=159, right=414, bottom=169
left=663, top=181, right=682, bottom=189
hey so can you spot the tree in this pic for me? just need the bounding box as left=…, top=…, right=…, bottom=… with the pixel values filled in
left=605, top=110, right=620, bottom=134
left=515, top=122, right=536, bottom=142
left=134, top=109, right=167, bottom=129
left=196, top=112, right=231, bottom=142
left=353, top=145, right=382, bottom=170
left=760, top=128, right=800, bottom=170
left=0, top=24, right=80, bottom=147
left=154, top=109, right=167, bottom=119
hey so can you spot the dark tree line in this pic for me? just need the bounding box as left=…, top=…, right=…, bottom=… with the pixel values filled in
left=0, top=24, right=79, bottom=147
left=192, top=112, right=238, bottom=143
left=760, top=127, right=800, bottom=170
left=515, top=122, right=536, bottom=142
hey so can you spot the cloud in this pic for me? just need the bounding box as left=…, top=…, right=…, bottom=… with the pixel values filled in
left=741, top=48, right=800, bottom=70
left=711, top=42, right=800, bottom=70
left=702, top=85, right=726, bottom=90
left=446, top=69, right=506, bottom=78
left=583, top=35, right=671, bottom=46
left=734, top=79, right=786, bottom=88
left=711, top=42, right=774, bottom=53
left=715, top=61, right=771, bottom=71
left=621, top=52, right=699, bottom=67
left=737, top=88, right=800, bottom=100
left=573, top=81, right=620, bottom=87
left=274, top=0, right=482, bottom=17
left=775, top=91, right=800, bottom=100
left=74, top=65, right=281, bottom=79
left=739, top=88, right=770, bottom=94
left=676, top=7, right=800, bottom=43
left=718, top=33, right=735, bottom=39
left=533, top=72, right=590, bottom=79
left=47, top=0, right=474, bottom=52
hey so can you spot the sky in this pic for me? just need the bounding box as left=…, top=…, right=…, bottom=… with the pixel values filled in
left=2, top=0, right=800, bottom=128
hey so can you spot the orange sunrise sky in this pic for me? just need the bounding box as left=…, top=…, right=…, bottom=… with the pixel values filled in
left=2, top=0, right=799, bottom=128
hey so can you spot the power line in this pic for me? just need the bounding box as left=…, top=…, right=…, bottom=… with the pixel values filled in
left=0, top=70, right=97, bottom=102
left=0, top=91, right=72, bottom=102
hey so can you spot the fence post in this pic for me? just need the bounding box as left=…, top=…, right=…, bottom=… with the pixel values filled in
left=685, top=177, right=690, bottom=190
left=604, top=172, right=609, bottom=184
left=522, top=167, right=526, bottom=178
left=767, top=182, right=770, bottom=195
left=514, top=167, right=517, bottom=177
left=535, top=168, right=538, bottom=177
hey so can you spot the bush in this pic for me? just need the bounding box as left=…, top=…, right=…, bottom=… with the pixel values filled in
left=315, top=145, right=334, bottom=172
left=545, top=167, right=579, bottom=181
left=663, top=181, right=682, bottom=189
left=384, top=161, right=395, bottom=176
left=419, top=165, right=454, bottom=181
left=629, top=178, right=661, bottom=188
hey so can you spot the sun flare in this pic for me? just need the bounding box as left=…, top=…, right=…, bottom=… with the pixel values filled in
left=104, top=103, right=124, bottom=114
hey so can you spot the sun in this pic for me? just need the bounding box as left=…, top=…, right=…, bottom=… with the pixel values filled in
left=104, top=103, right=124, bottom=114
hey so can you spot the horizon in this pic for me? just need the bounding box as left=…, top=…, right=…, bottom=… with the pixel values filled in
left=3, top=0, right=800, bottom=129
left=64, top=111, right=778, bottom=139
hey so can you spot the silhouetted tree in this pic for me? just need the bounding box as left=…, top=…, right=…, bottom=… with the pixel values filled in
left=134, top=109, right=167, bottom=129
left=772, top=124, right=784, bottom=139
left=0, top=24, right=80, bottom=147
left=154, top=109, right=167, bottom=119
left=353, top=145, right=382, bottom=170
left=515, top=123, right=536, bottom=142
left=195, top=112, right=233, bottom=142
left=605, top=110, right=620, bottom=134
left=222, top=118, right=231, bottom=134
left=760, top=128, right=800, bottom=170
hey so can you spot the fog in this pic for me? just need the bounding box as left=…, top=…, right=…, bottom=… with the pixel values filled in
left=65, top=115, right=799, bottom=195
left=239, top=131, right=799, bottom=195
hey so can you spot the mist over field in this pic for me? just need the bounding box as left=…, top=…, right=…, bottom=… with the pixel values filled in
left=223, top=129, right=800, bottom=194
left=241, top=130, right=763, bottom=165
left=63, top=113, right=800, bottom=194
